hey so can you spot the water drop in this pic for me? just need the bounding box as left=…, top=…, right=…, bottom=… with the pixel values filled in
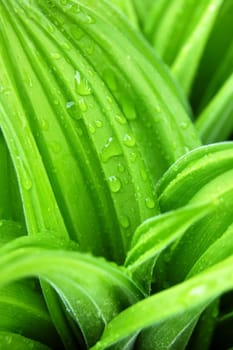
left=71, top=27, right=84, bottom=40
left=40, top=118, right=49, bottom=131
left=106, top=96, right=113, bottom=105
left=78, top=98, right=88, bottom=112
left=62, top=42, right=71, bottom=51
left=119, top=215, right=130, bottom=228
left=51, top=52, right=61, bottom=60
left=50, top=141, right=61, bottom=154
left=115, top=115, right=127, bottom=125
left=86, top=14, right=95, bottom=24
left=104, top=69, right=118, bottom=92
left=117, top=163, right=125, bottom=173
left=145, top=197, right=155, bottom=209
left=88, top=123, right=96, bottom=134
left=123, top=133, right=136, bottom=147
left=108, top=176, right=121, bottom=193
left=180, top=121, right=188, bottom=129
left=129, top=152, right=137, bottom=163
left=66, top=101, right=75, bottom=109
left=121, top=97, right=137, bottom=120
left=95, top=120, right=103, bottom=128
left=74, top=70, right=92, bottom=96
left=189, top=285, right=206, bottom=296
left=100, top=137, right=122, bottom=163
left=140, top=167, right=148, bottom=181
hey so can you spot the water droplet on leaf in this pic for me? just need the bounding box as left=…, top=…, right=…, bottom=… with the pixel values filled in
left=100, top=137, right=122, bottom=163
left=75, top=70, right=92, bottom=96
left=123, top=133, right=136, bottom=147
left=108, top=176, right=121, bottom=193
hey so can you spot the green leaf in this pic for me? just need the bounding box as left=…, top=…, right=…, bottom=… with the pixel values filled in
left=91, top=255, right=233, bottom=349
left=191, top=0, right=233, bottom=112
left=195, top=73, right=233, bottom=143
left=0, top=235, right=143, bottom=348
left=110, top=0, right=139, bottom=29
left=0, top=282, right=59, bottom=348
left=0, top=332, right=52, bottom=350
left=155, top=142, right=233, bottom=285
left=125, top=202, right=212, bottom=293
left=144, top=0, right=224, bottom=93
left=171, top=0, right=223, bottom=94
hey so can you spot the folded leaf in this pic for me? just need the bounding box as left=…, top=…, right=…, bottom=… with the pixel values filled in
left=0, top=235, right=143, bottom=348
left=91, top=255, right=233, bottom=349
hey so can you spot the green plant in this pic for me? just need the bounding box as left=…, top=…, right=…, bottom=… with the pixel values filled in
left=0, top=0, right=233, bottom=349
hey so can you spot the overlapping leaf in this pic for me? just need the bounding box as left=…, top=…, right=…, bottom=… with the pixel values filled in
left=0, top=235, right=143, bottom=348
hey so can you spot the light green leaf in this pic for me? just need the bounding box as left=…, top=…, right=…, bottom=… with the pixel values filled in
left=91, top=255, right=233, bottom=349
left=195, top=73, right=233, bottom=143
left=144, top=0, right=224, bottom=94
left=125, top=202, right=212, bottom=293
left=0, top=235, right=143, bottom=348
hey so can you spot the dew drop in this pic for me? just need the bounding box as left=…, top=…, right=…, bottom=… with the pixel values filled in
left=189, top=285, right=206, bottom=296
left=51, top=52, right=61, bottom=60
left=50, top=141, right=61, bottom=154
left=121, top=97, right=137, bottom=120
left=78, top=98, right=88, bottom=112
left=40, top=118, right=49, bottom=131
left=75, top=70, right=92, bottom=96
left=119, top=215, right=130, bottom=228
left=95, top=120, right=103, bottom=128
left=106, top=96, right=113, bottom=105
left=140, top=167, right=148, bottom=181
left=87, top=123, right=96, bottom=134
left=129, top=152, right=137, bottom=163
left=115, top=114, right=127, bottom=125
left=62, top=42, right=71, bottom=51
left=23, top=177, right=33, bottom=190
left=180, top=121, right=188, bottom=129
left=108, top=176, right=121, bottom=193
left=123, top=133, right=136, bottom=147
left=47, top=23, right=55, bottom=33
left=104, top=69, right=118, bottom=92
left=71, top=27, right=84, bottom=40
left=145, top=197, right=155, bottom=209
left=86, top=14, right=95, bottom=24
left=117, top=163, right=125, bottom=173
left=100, top=137, right=122, bottom=163
left=66, top=101, right=75, bottom=109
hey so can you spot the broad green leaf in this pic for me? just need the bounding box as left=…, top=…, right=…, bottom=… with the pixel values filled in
left=0, top=0, right=200, bottom=262
left=0, top=332, right=51, bottom=350
left=155, top=143, right=233, bottom=285
left=195, top=73, right=233, bottom=143
left=91, top=255, right=233, bottom=349
left=0, top=235, right=143, bottom=348
left=157, top=142, right=233, bottom=208
left=125, top=202, right=212, bottom=293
